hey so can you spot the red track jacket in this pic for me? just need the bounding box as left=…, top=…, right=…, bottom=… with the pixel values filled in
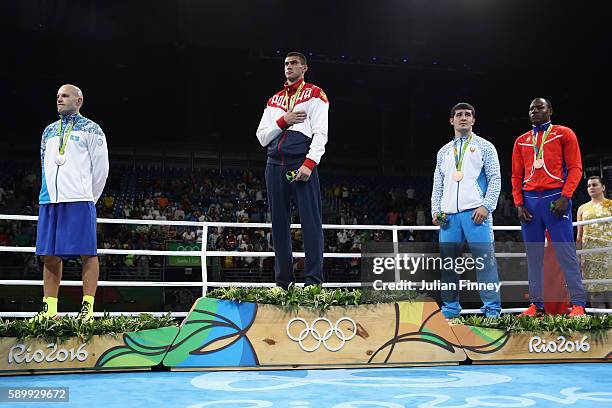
left=511, top=123, right=582, bottom=207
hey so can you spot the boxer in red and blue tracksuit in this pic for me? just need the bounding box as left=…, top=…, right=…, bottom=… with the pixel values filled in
left=512, top=97, right=586, bottom=317
left=256, top=52, right=329, bottom=288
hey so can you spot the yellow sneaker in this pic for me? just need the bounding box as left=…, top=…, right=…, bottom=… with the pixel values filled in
left=78, top=300, right=94, bottom=322
left=29, top=302, right=58, bottom=323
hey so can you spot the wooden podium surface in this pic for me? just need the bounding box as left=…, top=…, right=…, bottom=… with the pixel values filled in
left=163, top=297, right=467, bottom=369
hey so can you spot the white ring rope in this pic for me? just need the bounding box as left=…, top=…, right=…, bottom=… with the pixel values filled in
left=0, top=308, right=608, bottom=318
left=0, top=312, right=188, bottom=318
left=0, top=214, right=610, bottom=316
left=3, top=213, right=612, bottom=228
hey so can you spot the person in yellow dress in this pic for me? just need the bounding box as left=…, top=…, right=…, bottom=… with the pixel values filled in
left=576, top=176, right=612, bottom=308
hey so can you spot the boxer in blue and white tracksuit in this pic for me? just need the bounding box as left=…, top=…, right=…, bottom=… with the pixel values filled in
left=34, top=84, right=109, bottom=321
left=431, top=103, right=501, bottom=318
left=256, top=52, right=329, bottom=288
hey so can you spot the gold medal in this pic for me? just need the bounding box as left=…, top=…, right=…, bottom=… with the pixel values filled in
left=533, top=158, right=544, bottom=169
left=284, top=81, right=306, bottom=112
left=452, top=171, right=464, bottom=182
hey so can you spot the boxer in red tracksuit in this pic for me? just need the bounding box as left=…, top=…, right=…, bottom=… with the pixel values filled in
left=511, top=97, right=586, bottom=317
left=256, top=52, right=329, bottom=288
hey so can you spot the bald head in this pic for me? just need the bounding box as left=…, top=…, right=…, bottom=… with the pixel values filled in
left=57, top=84, right=83, bottom=116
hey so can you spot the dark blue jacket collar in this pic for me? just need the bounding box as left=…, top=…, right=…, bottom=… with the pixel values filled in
left=532, top=121, right=551, bottom=133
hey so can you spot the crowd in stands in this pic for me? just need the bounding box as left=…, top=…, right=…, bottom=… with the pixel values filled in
left=0, top=166, right=39, bottom=250
left=0, top=161, right=592, bottom=279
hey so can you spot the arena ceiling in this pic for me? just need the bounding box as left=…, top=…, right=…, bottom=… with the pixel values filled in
left=1, top=1, right=609, bottom=161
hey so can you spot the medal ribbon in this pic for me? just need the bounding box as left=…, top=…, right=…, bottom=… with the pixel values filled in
left=284, top=80, right=306, bottom=112
left=57, top=115, right=79, bottom=155
left=532, top=124, right=552, bottom=160
left=453, top=134, right=473, bottom=172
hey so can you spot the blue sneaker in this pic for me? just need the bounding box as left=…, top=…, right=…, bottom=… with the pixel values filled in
left=442, top=312, right=460, bottom=320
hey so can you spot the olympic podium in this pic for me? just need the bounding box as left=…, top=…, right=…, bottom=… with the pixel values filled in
left=162, top=297, right=611, bottom=370
left=450, top=324, right=612, bottom=364
left=1, top=297, right=610, bottom=375
left=162, top=296, right=467, bottom=369
left=0, top=326, right=179, bottom=375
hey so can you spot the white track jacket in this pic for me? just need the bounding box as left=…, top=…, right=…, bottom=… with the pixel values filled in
left=39, top=113, right=109, bottom=204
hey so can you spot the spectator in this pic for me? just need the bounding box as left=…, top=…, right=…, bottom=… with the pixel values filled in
left=386, top=208, right=400, bottom=225
left=158, top=194, right=169, bottom=210
left=182, top=229, right=196, bottom=243
left=416, top=205, right=426, bottom=226
left=136, top=254, right=151, bottom=280
left=103, top=195, right=114, bottom=211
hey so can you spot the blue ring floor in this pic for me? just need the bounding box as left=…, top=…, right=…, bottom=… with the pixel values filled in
left=1, top=363, right=611, bottom=407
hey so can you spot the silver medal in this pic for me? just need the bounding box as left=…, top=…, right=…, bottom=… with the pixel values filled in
left=55, top=155, right=66, bottom=166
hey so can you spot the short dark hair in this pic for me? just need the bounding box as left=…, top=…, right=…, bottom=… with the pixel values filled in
left=533, top=97, right=553, bottom=111
left=286, top=51, right=307, bottom=65
left=451, top=102, right=475, bottom=118
left=588, top=175, right=605, bottom=186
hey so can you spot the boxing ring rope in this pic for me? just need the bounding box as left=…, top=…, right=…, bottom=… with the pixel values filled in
left=1, top=214, right=611, bottom=317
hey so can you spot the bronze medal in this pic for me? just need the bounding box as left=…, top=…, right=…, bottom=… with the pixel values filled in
left=533, top=158, right=544, bottom=169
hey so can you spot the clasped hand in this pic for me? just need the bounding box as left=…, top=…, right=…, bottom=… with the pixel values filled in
left=284, top=110, right=307, bottom=126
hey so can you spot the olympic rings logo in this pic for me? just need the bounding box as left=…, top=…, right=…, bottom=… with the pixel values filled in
left=176, top=244, right=200, bottom=251
left=285, top=317, right=357, bottom=352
